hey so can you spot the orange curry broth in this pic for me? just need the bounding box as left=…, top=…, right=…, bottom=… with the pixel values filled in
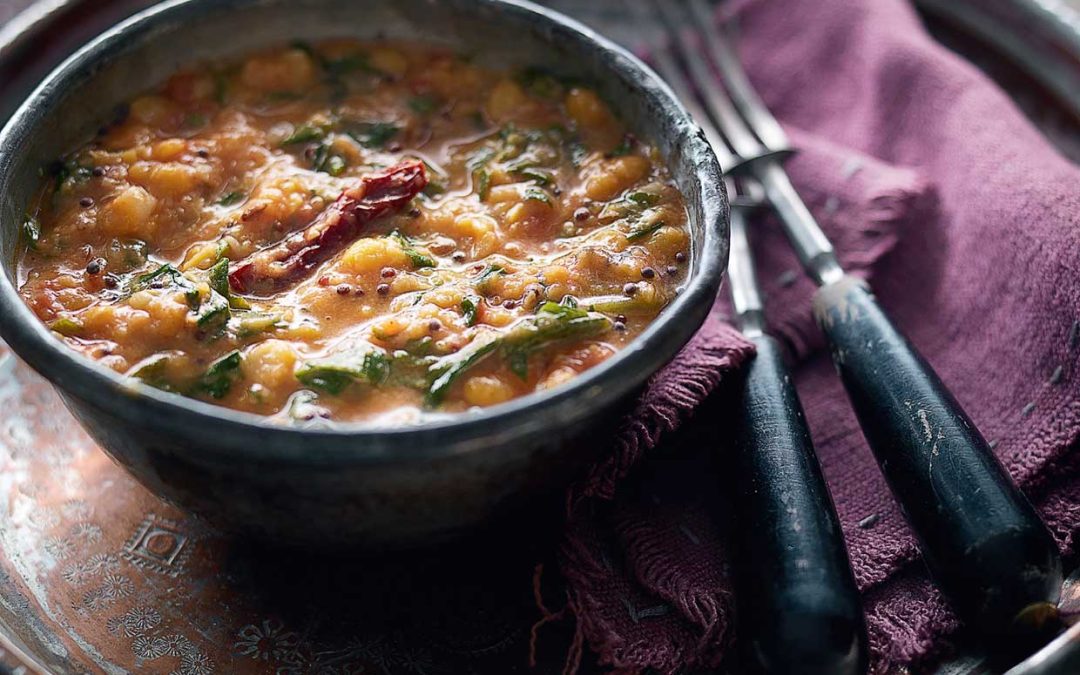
left=17, top=41, right=691, bottom=424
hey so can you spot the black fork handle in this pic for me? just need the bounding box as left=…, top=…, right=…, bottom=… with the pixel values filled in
left=731, top=333, right=867, bottom=675
left=813, top=276, right=1062, bottom=637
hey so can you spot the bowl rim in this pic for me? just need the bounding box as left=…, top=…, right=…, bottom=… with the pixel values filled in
left=0, top=0, right=728, bottom=465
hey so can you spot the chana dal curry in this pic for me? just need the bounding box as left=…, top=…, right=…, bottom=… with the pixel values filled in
left=17, top=42, right=691, bottom=424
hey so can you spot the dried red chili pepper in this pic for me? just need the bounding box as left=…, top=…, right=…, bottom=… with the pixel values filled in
left=228, top=160, right=427, bottom=295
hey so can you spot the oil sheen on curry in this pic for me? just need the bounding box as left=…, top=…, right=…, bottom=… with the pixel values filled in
left=17, top=42, right=690, bottom=424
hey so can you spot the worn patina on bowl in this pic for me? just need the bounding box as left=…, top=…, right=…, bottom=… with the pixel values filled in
left=0, top=0, right=728, bottom=546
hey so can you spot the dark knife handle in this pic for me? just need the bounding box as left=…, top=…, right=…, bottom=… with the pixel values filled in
left=813, top=276, right=1062, bottom=637
left=731, top=333, right=867, bottom=675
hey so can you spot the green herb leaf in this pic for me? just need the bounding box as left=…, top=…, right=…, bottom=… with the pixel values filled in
left=498, top=302, right=610, bottom=379
left=607, top=135, right=635, bottom=158
left=496, top=125, right=545, bottom=162
left=218, top=191, right=246, bottom=206
left=386, top=351, right=440, bottom=389
left=599, top=187, right=665, bottom=234
left=48, top=159, right=93, bottom=193
left=424, top=302, right=611, bottom=404
left=474, top=168, right=491, bottom=201
left=49, top=316, right=82, bottom=336
left=105, top=239, right=148, bottom=273
left=310, top=140, right=348, bottom=176
left=312, top=142, right=332, bottom=172
left=296, top=368, right=352, bottom=395
left=213, top=71, right=229, bottom=105
left=195, top=290, right=230, bottom=333
left=128, top=264, right=231, bottom=329
left=467, top=147, right=495, bottom=172
left=523, top=186, right=552, bottom=205
left=388, top=231, right=436, bottom=269
left=466, top=148, right=496, bottom=201
left=421, top=181, right=446, bottom=199
left=408, top=95, right=438, bottom=115
left=579, top=293, right=664, bottom=316
left=132, top=264, right=195, bottom=298
left=132, top=264, right=188, bottom=291
left=406, top=250, right=436, bottom=269
left=568, top=138, right=588, bottom=168
left=626, top=221, right=664, bottom=242
left=346, top=121, right=400, bottom=148
left=506, top=351, right=528, bottom=379
left=461, top=295, right=481, bottom=327
left=129, top=352, right=179, bottom=391
left=296, top=345, right=390, bottom=394
left=196, top=350, right=243, bottom=399
left=426, top=335, right=500, bottom=405
left=516, top=67, right=564, bottom=100
left=233, top=311, right=283, bottom=338
left=22, top=216, right=40, bottom=249
left=281, top=124, right=325, bottom=146
left=403, top=336, right=435, bottom=356
left=517, top=167, right=554, bottom=186
left=628, top=191, right=661, bottom=207
left=541, top=300, right=586, bottom=317
left=326, top=155, right=347, bottom=176
left=474, top=264, right=505, bottom=295
left=324, top=54, right=374, bottom=76
left=208, top=257, right=248, bottom=310
left=208, top=259, right=229, bottom=296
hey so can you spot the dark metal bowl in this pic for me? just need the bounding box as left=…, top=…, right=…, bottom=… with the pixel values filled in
left=0, top=0, right=728, bottom=547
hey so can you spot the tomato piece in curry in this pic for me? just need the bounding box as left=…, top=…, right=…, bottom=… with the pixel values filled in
left=17, top=42, right=691, bottom=424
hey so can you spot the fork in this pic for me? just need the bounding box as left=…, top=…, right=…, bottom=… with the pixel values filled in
left=635, top=5, right=866, bottom=674
left=643, top=0, right=1062, bottom=645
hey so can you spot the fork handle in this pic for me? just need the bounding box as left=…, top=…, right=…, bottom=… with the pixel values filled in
left=813, top=276, right=1062, bottom=636
left=731, top=333, right=867, bottom=675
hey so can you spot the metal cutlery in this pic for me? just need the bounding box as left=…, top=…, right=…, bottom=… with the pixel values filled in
left=635, top=3, right=868, bottom=672
left=725, top=201, right=870, bottom=673
left=644, top=0, right=1062, bottom=643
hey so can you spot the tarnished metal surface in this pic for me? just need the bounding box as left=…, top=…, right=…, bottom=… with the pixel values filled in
left=0, top=345, right=222, bottom=673
left=0, top=345, right=572, bottom=674
left=919, top=0, right=1080, bottom=116
left=0, top=0, right=1079, bottom=673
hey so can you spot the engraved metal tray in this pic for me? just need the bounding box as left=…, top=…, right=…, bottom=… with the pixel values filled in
left=0, top=1, right=1079, bottom=673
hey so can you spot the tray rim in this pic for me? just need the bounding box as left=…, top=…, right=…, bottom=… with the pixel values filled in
left=919, top=0, right=1080, bottom=118
left=0, top=0, right=1078, bottom=673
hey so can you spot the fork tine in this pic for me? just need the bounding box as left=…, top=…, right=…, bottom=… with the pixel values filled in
left=689, top=0, right=790, bottom=152
left=653, top=0, right=838, bottom=283
left=629, top=1, right=766, bottom=329
left=629, top=0, right=739, bottom=170
left=651, top=0, right=765, bottom=160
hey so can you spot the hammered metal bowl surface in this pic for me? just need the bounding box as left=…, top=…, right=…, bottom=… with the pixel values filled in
left=0, top=0, right=729, bottom=547
left=0, top=1, right=1079, bottom=674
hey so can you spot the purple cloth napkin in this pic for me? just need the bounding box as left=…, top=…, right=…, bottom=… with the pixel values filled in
left=542, top=0, right=1080, bottom=672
